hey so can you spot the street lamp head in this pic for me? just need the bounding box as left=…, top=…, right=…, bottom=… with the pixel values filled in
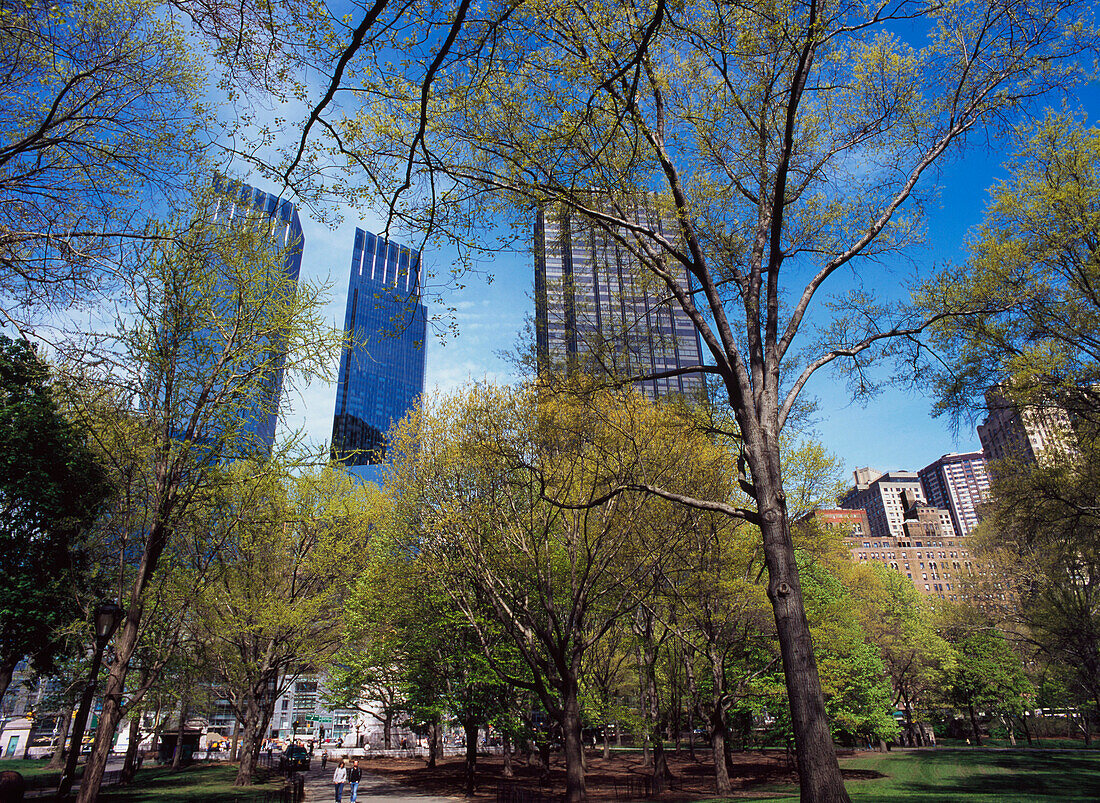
left=92, top=602, right=123, bottom=643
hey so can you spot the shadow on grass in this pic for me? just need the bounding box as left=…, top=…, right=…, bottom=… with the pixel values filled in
left=839, top=749, right=1100, bottom=803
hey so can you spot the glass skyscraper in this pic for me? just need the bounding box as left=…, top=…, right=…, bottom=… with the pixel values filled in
left=534, top=201, right=705, bottom=399
left=206, top=176, right=303, bottom=456
left=331, top=229, right=426, bottom=472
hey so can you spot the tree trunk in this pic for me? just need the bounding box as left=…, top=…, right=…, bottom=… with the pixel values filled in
left=560, top=678, right=587, bottom=803
left=230, top=718, right=240, bottom=762
left=966, top=701, right=982, bottom=746
left=234, top=698, right=264, bottom=786
left=1020, top=713, right=1033, bottom=747
left=171, top=691, right=190, bottom=771
left=687, top=709, right=696, bottom=762
left=502, top=732, right=514, bottom=778
left=464, top=719, right=479, bottom=795
left=0, top=659, right=14, bottom=713
left=1004, top=716, right=1016, bottom=747
left=710, top=708, right=732, bottom=796
left=602, top=721, right=610, bottom=760
left=61, top=646, right=107, bottom=798
left=121, top=718, right=142, bottom=784
left=48, top=710, right=72, bottom=769
left=901, top=689, right=917, bottom=748
left=427, top=720, right=440, bottom=768
left=753, top=463, right=850, bottom=803
left=384, top=711, right=393, bottom=749
left=76, top=511, right=174, bottom=803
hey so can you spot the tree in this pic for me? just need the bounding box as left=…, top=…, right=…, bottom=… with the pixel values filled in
left=920, top=114, right=1100, bottom=422
left=195, top=463, right=381, bottom=785
left=70, top=189, right=340, bottom=803
left=939, top=613, right=1032, bottom=746
left=0, top=0, right=203, bottom=330
left=388, top=381, right=729, bottom=803
left=850, top=564, right=955, bottom=747
left=298, top=2, right=1096, bottom=798
left=0, top=335, right=109, bottom=707
left=919, top=113, right=1100, bottom=738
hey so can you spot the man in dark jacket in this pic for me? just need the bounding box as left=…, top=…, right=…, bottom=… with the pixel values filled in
left=348, top=760, right=363, bottom=802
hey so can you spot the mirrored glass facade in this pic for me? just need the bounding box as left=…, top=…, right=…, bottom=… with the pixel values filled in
left=331, top=229, right=426, bottom=468
left=535, top=201, right=704, bottom=399
left=208, top=176, right=303, bottom=456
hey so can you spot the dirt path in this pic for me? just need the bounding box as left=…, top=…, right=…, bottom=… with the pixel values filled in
left=301, top=763, right=460, bottom=803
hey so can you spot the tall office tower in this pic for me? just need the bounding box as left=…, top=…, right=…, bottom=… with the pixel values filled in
left=534, top=203, right=705, bottom=400
left=331, top=229, right=426, bottom=473
left=918, top=452, right=990, bottom=538
left=839, top=468, right=927, bottom=541
left=977, top=386, right=1076, bottom=465
left=210, top=176, right=304, bottom=455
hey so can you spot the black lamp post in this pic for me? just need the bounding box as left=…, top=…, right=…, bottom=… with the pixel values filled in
left=58, top=602, right=124, bottom=797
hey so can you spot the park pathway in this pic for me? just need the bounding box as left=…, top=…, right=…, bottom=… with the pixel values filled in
left=300, top=764, right=459, bottom=803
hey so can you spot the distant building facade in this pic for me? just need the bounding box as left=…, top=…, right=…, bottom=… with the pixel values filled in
left=331, top=229, right=426, bottom=471
left=809, top=501, right=975, bottom=600
left=209, top=176, right=304, bottom=455
left=534, top=201, right=705, bottom=400
left=838, top=468, right=926, bottom=541
left=918, top=452, right=990, bottom=538
left=977, top=386, right=1076, bottom=465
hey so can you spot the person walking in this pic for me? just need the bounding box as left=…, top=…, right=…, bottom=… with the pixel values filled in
left=321, top=749, right=328, bottom=770
left=332, top=758, right=348, bottom=802
left=348, top=759, right=362, bottom=802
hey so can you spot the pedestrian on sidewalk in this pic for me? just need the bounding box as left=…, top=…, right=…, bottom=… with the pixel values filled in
left=348, top=759, right=362, bottom=802
left=332, top=758, right=348, bottom=803
left=322, top=749, right=328, bottom=769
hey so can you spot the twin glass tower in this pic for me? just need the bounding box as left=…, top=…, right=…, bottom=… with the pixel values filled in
left=330, top=229, right=427, bottom=474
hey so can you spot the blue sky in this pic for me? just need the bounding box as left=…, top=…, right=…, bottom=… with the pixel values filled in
left=272, top=76, right=1100, bottom=486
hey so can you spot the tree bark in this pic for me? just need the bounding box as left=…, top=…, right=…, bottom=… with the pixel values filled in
left=384, top=711, right=393, bottom=749
left=502, top=732, right=514, bottom=778
left=234, top=696, right=265, bottom=785
left=710, top=707, right=732, bottom=796
left=48, top=709, right=72, bottom=769
left=121, top=717, right=142, bottom=784
left=464, top=718, right=479, bottom=795
left=966, top=701, right=982, bottom=746
left=751, top=449, right=850, bottom=803
left=171, top=690, right=190, bottom=771
left=560, top=678, right=586, bottom=803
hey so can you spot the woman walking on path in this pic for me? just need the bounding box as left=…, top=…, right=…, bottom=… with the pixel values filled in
left=332, top=758, right=348, bottom=802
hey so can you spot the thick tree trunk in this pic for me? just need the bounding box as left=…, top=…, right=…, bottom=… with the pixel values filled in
left=560, top=679, right=587, bottom=803
left=48, top=710, right=72, bottom=769
left=753, top=460, right=850, bottom=803
left=602, top=722, right=610, bottom=759
left=121, top=718, right=142, bottom=784
left=710, top=708, right=732, bottom=796
left=171, top=691, right=190, bottom=770
left=966, top=701, right=982, bottom=746
left=502, top=732, right=514, bottom=778
left=74, top=637, right=130, bottom=803
left=464, top=719, right=479, bottom=795
left=230, top=719, right=240, bottom=761
left=384, top=712, right=393, bottom=749
left=234, top=697, right=266, bottom=785
left=427, top=720, right=441, bottom=768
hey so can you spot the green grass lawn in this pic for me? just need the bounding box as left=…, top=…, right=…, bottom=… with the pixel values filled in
left=746, top=748, right=1100, bottom=802
left=96, top=764, right=285, bottom=802
left=0, top=757, right=60, bottom=781
left=0, top=763, right=287, bottom=802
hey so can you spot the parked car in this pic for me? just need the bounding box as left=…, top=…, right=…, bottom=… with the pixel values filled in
left=279, top=745, right=311, bottom=772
